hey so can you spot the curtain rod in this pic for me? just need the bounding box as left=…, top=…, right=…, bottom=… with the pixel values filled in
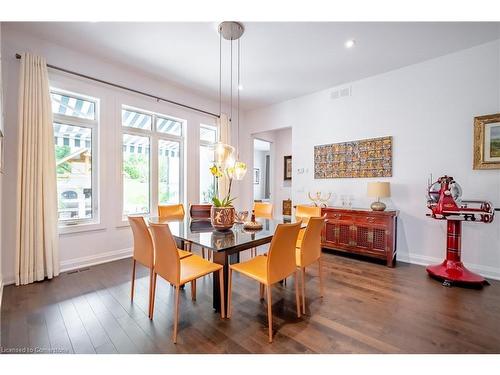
left=15, top=53, right=219, bottom=118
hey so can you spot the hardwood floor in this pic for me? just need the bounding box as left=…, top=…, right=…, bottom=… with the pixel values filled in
left=1, top=251, right=500, bottom=354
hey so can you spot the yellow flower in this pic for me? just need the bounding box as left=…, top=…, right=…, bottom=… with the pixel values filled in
left=210, top=164, right=223, bottom=178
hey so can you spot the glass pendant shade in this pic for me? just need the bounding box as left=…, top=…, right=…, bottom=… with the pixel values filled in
left=214, top=142, right=235, bottom=167
left=233, top=161, right=247, bottom=180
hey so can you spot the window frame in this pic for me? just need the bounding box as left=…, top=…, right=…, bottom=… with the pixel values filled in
left=199, top=124, right=218, bottom=203
left=51, top=88, right=100, bottom=228
left=120, top=105, right=185, bottom=220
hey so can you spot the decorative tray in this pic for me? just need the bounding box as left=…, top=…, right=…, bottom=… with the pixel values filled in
left=243, top=221, right=263, bottom=230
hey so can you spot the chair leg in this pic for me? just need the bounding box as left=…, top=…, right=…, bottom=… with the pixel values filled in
left=130, top=259, right=136, bottom=301
left=191, top=280, right=196, bottom=301
left=148, top=268, right=154, bottom=318
left=173, top=285, right=180, bottom=343
left=260, top=283, right=265, bottom=300
left=227, top=268, right=233, bottom=318
left=318, top=257, right=324, bottom=298
left=218, top=269, right=225, bottom=319
left=266, top=285, right=273, bottom=343
left=295, top=270, right=301, bottom=318
left=301, top=267, right=306, bottom=314
left=202, top=247, right=205, bottom=259
left=150, top=272, right=157, bottom=320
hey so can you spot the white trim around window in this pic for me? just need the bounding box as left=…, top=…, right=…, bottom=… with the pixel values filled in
left=119, top=104, right=186, bottom=224
left=51, top=87, right=101, bottom=232
left=199, top=123, right=218, bottom=203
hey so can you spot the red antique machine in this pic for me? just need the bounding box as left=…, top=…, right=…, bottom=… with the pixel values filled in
left=426, top=175, right=495, bottom=287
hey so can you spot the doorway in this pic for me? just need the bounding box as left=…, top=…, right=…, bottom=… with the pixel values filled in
left=253, top=138, right=272, bottom=202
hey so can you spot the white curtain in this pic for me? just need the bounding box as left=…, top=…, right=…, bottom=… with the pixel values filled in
left=217, top=113, right=231, bottom=198
left=15, top=53, right=59, bottom=285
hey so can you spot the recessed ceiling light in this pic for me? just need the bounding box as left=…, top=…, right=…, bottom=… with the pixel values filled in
left=345, top=39, right=356, bottom=49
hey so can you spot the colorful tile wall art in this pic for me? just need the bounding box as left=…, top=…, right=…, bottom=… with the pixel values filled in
left=314, top=136, right=392, bottom=178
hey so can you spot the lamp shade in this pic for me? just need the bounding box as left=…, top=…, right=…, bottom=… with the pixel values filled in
left=233, top=161, right=247, bottom=180
left=367, top=182, right=391, bottom=198
left=214, top=142, right=235, bottom=167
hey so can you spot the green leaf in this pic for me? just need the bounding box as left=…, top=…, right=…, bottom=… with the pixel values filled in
left=212, top=196, right=222, bottom=207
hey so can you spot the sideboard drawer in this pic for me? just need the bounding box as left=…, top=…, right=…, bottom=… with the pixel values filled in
left=325, top=212, right=353, bottom=222
left=355, top=215, right=389, bottom=227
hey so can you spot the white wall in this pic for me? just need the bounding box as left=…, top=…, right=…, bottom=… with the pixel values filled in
left=241, top=40, right=500, bottom=279
left=0, top=25, right=228, bottom=284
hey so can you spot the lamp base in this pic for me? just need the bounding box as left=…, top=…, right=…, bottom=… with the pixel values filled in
left=370, top=201, right=386, bottom=211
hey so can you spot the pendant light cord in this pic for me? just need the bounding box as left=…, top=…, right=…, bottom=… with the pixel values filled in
left=230, top=37, right=233, bottom=126
left=237, top=37, right=241, bottom=158
left=219, top=28, right=222, bottom=119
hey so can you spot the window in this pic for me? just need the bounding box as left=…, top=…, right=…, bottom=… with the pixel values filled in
left=51, top=92, right=96, bottom=120
left=199, top=124, right=218, bottom=203
left=122, top=106, right=184, bottom=217
left=122, top=133, right=150, bottom=215
left=159, top=139, right=181, bottom=205
left=52, top=90, right=98, bottom=224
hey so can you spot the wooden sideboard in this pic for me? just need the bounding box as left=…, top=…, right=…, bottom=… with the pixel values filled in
left=321, top=207, right=398, bottom=267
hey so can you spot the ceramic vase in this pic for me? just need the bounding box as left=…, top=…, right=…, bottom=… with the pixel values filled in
left=210, top=206, right=235, bottom=231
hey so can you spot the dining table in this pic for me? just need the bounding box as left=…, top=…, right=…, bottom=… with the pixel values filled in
left=147, top=216, right=303, bottom=315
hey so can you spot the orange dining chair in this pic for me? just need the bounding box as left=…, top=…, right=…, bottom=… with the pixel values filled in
left=295, top=205, right=321, bottom=222
left=253, top=202, right=273, bottom=219
left=158, top=203, right=188, bottom=250
left=227, top=222, right=302, bottom=343
left=158, top=203, right=185, bottom=220
left=250, top=202, right=274, bottom=257
left=294, top=205, right=322, bottom=249
left=296, top=215, right=326, bottom=314
left=128, top=216, right=192, bottom=319
left=149, top=222, right=225, bottom=343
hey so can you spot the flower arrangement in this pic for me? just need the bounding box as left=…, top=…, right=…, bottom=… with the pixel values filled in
left=209, top=163, right=236, bottom=207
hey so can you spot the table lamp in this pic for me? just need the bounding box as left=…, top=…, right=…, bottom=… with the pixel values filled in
left=367, top=182, right=391, bottom=211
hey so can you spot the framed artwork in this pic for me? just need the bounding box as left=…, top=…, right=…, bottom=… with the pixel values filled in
left=284, top=155, right=292, bottom=180
left=474, top=113, right=500, bottom=169
left=314, top=136, right=392, bottom=179
left=253, top=168, right=260, bottom=184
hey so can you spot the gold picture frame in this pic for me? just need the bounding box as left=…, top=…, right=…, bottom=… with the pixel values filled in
left=473, top=113, right=500, bottom=170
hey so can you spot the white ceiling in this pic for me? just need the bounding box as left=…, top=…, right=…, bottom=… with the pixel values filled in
left=8, top=22, right=500, bottom=110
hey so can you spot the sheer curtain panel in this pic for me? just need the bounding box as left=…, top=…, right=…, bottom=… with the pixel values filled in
left=15, top=53, right=59, bottom=285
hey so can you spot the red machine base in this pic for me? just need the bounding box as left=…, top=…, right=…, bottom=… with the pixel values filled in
left=426, top=260, right=485, bottom=285
left=427, top=219, right=487, bottom=287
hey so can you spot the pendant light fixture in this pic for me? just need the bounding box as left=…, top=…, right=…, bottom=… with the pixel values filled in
left=233, top=34, right=247, bottom=180
left=214, top=21, right=247, bottom=179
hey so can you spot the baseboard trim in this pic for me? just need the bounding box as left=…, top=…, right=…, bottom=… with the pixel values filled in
left=397, top=253, right=500, bottom=281
left=2, top=248, right=133, bottom=286
left=59, top=247, right=133, bottom=273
